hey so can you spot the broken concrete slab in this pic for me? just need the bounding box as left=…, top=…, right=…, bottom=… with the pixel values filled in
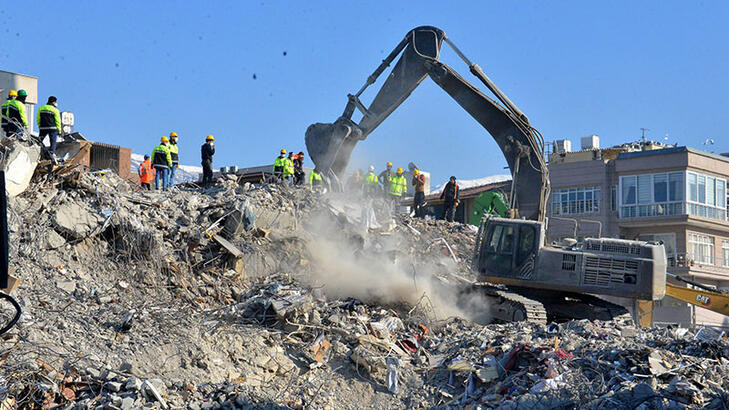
left=54, top=202, right=105, bottom=238
left=1, top=141, right=41, bottom=197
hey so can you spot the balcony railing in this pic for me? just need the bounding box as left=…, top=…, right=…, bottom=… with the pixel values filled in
left=669, top=252, right=729, bottom=270
left=620, top=202, right=684, bottom=219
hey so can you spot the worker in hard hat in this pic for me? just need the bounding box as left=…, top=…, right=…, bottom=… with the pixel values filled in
left=201, top=135, right=215, bottom=187
left=151, top=136, right=172, bottom=190
left=37, top=96, right=62, bottom=159
left=378, top=161, right=394, bottom=195
left=294, top=151, right=305, bottom=185
left=1, top=90, right=17, bottom=136
left=412, top=168, right=426, bottom=218
left=167, top=132, right=180, bottom=189
left=138, top=154, right=155, bottom=190
left=4, top=89, right=28, bottom=137
left=388, top=167, right=407, bottom=204
left=282, top=151, right=295, bottom=183
left=273, top=149, right=287, bottom=180
left=440, top=176, right=460, bottom=222
left=363, top=165, right=379, bottom=196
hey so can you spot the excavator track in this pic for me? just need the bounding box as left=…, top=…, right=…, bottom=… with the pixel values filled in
left=460, top=283, right=547, bottom=324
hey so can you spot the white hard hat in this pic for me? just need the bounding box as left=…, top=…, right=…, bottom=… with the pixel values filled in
left=368, top=165, right=375, bottom=172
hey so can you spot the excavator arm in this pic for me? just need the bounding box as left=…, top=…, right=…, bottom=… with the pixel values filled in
left=306, top=26, right=550, bottom=221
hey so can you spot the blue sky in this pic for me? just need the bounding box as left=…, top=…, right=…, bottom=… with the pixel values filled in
left=2, top=1, right=728, bottom=185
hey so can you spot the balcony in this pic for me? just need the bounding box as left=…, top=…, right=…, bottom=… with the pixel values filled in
left=668, top=252, right=729, bottom=280
left=620, top=202, right=684, bottom=219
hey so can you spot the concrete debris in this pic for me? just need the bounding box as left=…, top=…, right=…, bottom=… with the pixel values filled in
left=1, top=140, right=41, bottom=197
left=1, top=167, right=728, bottom=408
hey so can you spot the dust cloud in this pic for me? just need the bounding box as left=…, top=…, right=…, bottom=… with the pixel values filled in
left=300, top=200, right=492, bottom=323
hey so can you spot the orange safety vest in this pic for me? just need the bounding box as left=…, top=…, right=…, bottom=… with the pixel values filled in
left=138, top=160, right=155, bottom=184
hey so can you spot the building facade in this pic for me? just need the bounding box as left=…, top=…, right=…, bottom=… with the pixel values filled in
left=548, top=139, right=729, bottom=329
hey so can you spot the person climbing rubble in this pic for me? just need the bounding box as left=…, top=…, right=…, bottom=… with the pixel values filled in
left=309, top=167, right=323, bottom=188
left=273, top=149, right=287, bottom=180
left=294, top=151, right=305, bottom=185
left=37, top=96, right=62, bottom=160
left=411, top=168, right=426, bottom=218
left=4, top=89, right=28, bottom=137
left=1, top=90, right=17, bottom=137
left=201, top=135, right=215, bottom=187
left=138, top=154, right=155, bottom=190
left=167, top=132, right=180, bottom=189
left=378, top=161, right=394, bottom=195
left=152, top=136, right=172, bottom=190
left=363, top=165, right=379, bottom=196
left=440, top=175, right=460, bottom=222
left=388, top=167, right=407, bottom=204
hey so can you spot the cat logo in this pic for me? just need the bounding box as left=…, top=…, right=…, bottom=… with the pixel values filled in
left=696, top=294, right=711, bottom=306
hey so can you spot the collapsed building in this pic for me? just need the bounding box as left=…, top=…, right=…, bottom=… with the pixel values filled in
left=0, top=159, right=726, bottom=408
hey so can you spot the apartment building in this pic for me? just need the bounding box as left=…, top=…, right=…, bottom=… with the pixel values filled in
left=548, top=137, right=729, bottom=329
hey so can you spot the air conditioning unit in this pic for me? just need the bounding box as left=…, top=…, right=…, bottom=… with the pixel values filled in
left=553, top=139, right=572, bottom=153
left=581, top=135, right=600, bottom=150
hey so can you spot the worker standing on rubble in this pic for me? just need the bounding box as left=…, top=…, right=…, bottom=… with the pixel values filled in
left=201, top=135, right=215, bottom=187
left=138, top=154, right=155, bottom=190
left=388, top=167, right=407, bottom=204
left=348, top=169, right=362, bottom=193
left=440, top=176, right=460, bottom=222
left=282, top=151, right=295, bottom=183
left=37, top=96, right=62, bottom=159
left=4, top=89, right=28, bottom=137
left=378, top=161, right=394, bottom=195
left=1, top=90, right=17, bottom=136
left=273, top=149, right=287, bottom=180
left=167, top=132, right=179, bottom=189
left=412, top=168, right=426, bottom=218
left=309, top=167, right=323, bottom=187
left=152, top=136, right=172, bottom=190
left=363, top=165, right=379, bottom=196
left=294, top=151, right=305, bottom=185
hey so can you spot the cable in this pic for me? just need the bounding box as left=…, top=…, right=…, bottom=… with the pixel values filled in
left=0, top=291, right=21, bottom=335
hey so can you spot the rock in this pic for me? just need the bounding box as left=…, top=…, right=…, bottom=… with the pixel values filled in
left=125, top=377, right=142, bottom=391
left=45, top=229, right=66, bottom=250
left=121, top=397, right=135, bottom=410
left=54, top=201, right=104, bottom=238
left=106, top=381, right=123, bottom=392
left=56, top=279, right=76, bottom=294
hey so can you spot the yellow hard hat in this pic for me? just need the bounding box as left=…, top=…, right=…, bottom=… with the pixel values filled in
left=161, top=136, right=169, bottom=142
left=386, top=161, right=392, bottom=166
left=281, top=149, right=287, bottom=154
left=169, top=132, right=178, bottom=138
left=414, top=169, right=420, bottom=175
left=397, top=167, right=403, bottom=174
left=206, top=135, right=215, bottom=141
left=8, top=90, right=17, bottom=97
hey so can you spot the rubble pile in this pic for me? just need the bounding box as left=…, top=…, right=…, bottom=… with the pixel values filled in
left=0, top=169, right=727, bottom=408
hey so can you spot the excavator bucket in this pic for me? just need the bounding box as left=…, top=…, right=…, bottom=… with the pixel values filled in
left=305, top=118, right=362, bottom=178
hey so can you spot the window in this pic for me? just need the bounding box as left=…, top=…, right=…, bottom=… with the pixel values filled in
left=620, top=172, right=685, bottom=218
left=517, top=225, right=536, bottom=266
left=689, top=233, right=714, bottom=265
left=551, top=186, right=601, bottom=216
left=723, top=240, right=729, bottom=267
left=686, top=172, right=728, bottom=221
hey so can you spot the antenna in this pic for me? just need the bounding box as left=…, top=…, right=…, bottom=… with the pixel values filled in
left=640, top=128, right=650, bottom=144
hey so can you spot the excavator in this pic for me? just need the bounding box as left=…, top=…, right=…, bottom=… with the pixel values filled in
left=305, top=26, right=727, bottom=325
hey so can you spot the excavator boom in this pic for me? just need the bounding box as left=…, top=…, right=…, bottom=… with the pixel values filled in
left=306, top=26, right=549, bottom=221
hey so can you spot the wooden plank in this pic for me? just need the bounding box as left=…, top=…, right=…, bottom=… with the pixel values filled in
left=212, top=235, right=243, bottom=258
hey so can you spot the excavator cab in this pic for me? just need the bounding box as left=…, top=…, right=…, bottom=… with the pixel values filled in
left=476, top=218, right=542, bottom=280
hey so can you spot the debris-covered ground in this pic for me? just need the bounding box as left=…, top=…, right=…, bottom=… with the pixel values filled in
left=1, top=168, right=728, bottom=409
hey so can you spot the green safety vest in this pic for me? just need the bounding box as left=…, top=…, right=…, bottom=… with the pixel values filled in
left=283, top=158, right=295, bottom=177
left=151, top=144, right=172, bottom=168
left=5, top=99, right=27, bottom=126
left=169, top=142, right=179, bottom=165
left=388, top=174, right=407, bottom=196
left=273, top=156, right=286, bottom=174
left=309, top=170, right=323, bottom=186
left=365, top=172, right=378, bottom=186
left=37, top=104, right=61, bottom=131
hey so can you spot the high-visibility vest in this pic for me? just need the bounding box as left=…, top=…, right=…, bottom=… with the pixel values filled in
left=309, top=170, right=323, bottom=186
left=37, top=104, right=61, bottom=131
left=365, top=172, right=378, bottom=186
left=138, top=160, right=155, bottom=184
left=169, top=142, right=179, bottom=165
left=283, top=158, right=295, bottom=177
left=5, top=99, right=27, bottom=127
left=389, top=174, right=407, bottom=197
left=273, top=156, right=286, bottom=174
left=152, top=144, right=172, bottom=168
